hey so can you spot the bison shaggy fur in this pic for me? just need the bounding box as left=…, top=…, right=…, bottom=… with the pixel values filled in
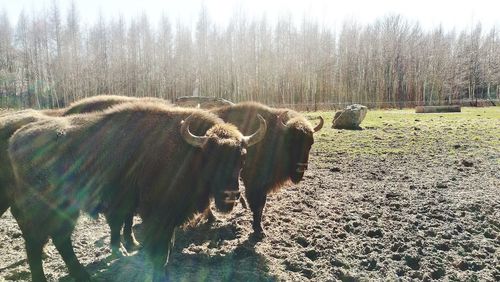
left=0, top=109, right=48, bottom=218
left=0, top=95, right=171, bottom=248
left=8, top=102, right=264, bottom=281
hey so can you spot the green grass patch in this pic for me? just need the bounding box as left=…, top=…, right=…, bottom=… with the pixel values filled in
left=305, top=107, right=500, bottom=159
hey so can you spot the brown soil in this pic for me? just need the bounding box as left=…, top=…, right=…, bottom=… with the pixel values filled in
left=1, top=110, right=499, bottom=281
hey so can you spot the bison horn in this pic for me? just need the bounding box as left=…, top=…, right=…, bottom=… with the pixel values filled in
left=314, top=116, right=324, bottom=132
left=180, top=114, right=207, bottom=148
left=243, top=114, right=267, bottom=147
left=277, top=111, right=288, bottom=129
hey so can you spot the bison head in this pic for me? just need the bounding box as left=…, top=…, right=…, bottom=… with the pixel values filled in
left=181, top=114, right=267, bottom=213
left=278, top=113, right=323, bottom=184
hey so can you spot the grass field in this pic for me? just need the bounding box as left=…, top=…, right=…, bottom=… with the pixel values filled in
left=307, top=107, right=499, bottom=158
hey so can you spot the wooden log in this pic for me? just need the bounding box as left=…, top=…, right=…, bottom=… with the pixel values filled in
left=415, top=105, right=461, bottom=113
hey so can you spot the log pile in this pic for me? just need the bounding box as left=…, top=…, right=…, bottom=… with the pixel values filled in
left=415, top=105, right=461, bottom=113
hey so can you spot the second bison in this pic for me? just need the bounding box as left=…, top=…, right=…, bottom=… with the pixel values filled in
left=210, top=102, right=323, bottom=237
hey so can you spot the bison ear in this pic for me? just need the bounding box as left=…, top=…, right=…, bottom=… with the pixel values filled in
left=313, top=116, right=324, bottom=132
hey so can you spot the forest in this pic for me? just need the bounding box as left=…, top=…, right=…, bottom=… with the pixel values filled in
left=0, top=3, right=499, bottom=109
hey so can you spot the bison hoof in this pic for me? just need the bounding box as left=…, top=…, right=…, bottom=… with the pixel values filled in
left=250, top=230, right=266, bottom=241
left=124, top=237, right=141, bottom=252
left=205, top=212, right=216, bottom=224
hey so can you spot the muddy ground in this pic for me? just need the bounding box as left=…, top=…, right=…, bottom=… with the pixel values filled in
left=1, top=107, right=499, bottom=281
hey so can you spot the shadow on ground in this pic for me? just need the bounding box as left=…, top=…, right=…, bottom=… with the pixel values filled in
left=60, top=221, right=276, bottom=282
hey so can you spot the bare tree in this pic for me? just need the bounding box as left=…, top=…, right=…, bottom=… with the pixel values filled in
left=0, top=9, right=15, bottom=106
left=1, top=4, right=499, bottom=108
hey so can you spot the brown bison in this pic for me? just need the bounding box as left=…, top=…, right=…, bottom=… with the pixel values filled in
left=8, top=102, right=266, bottom=281
left=208, top=102, right=323, bottom=237
left=0, top=95, right=171, bottom=253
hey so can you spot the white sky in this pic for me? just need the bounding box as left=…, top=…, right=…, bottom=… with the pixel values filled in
left=1, top=0, right=499, bottom=31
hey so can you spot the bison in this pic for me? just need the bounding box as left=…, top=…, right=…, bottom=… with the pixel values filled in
left=8, top=102, right=266, bottom=281
left=205, top=102, right=323, bottom=237
left=0, top=95, right=171, bottom=252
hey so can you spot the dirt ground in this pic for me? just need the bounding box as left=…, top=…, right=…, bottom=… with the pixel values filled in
left=1, top=107, right=499, bottom=281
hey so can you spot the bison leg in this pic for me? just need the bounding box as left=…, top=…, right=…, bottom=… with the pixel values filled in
left=0, top=198, right=8, bottom=218
left=11, top=205, right=49, bottom=282
left=52, top=231, right=91, bottom=281
left=105, top=213, right=129, bottom=257
left=203, top=208, right=216, bottom=224
left=246, top=189, right=268, bottom=238
left=123, top=212, right=140, bottom=251
left=0, top=187, right=10, bottom=218
left=24, top=236, right=48, bottom=282
left=142, top=222, right=176, bottom=282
